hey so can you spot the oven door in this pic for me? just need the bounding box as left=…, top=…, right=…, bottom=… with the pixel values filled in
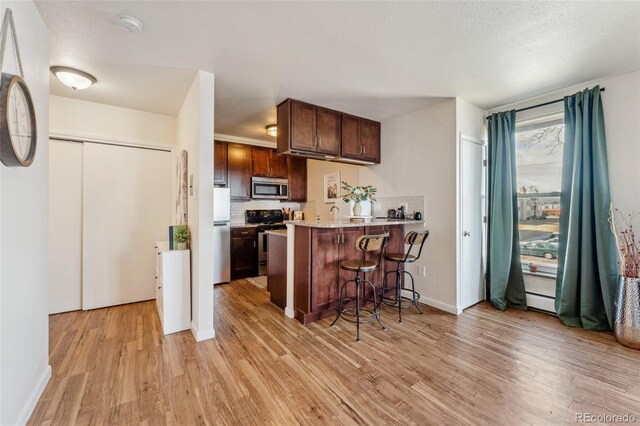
left=252, top=177, right=288, bottom=200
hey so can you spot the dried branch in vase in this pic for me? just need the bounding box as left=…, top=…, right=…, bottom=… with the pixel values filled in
left=610, top=206, right=640, bottom=278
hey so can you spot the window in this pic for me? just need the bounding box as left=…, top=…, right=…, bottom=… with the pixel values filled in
left=516, top=118, right=564, bottom=276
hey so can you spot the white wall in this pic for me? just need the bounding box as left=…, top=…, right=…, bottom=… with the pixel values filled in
left=488, top=70, right=640, bottom=239
left=360, top=99, right=459, bottom=312
left=176, top=71, right=215, bottom=341
left=50, top=95, right=177, bottom=146
left=0, top=1, right=51, bottom=424
left=304, top=159, right=362, bottom=221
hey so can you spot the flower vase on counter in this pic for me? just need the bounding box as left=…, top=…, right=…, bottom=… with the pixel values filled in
left=352, top=201, right=362, bottom=216
left=342, top=181, right=377, bottom=217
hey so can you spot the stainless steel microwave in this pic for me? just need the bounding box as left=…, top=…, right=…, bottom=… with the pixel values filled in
left=251, top=177, right=288, bottom=200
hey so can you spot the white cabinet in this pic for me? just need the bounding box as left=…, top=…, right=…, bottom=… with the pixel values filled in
left=155, top=242, right=191, bottom=335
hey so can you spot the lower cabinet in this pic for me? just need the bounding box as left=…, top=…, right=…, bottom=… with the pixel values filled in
left=155, top=243, right=191, bottom=335
left=231, top=227, right=258, bottom=280
left=294, top=225, right=404, bottom=324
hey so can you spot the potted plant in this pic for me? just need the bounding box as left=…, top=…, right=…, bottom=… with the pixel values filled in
left=174, top=226, right=191, bottom=250
left=528, top=263, right=538, bottom=273
left=610, top=207, right=640, bottom=349
left=341, top=181, right=377, bottom=216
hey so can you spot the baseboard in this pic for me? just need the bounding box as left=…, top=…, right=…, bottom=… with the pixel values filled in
left=419, top=296, right=462, bottom=315
left=284, top=307, right=295, bottom=319
left=191, top=321, right=216, bottom=342
left=17, top=364, right=52, bottom=425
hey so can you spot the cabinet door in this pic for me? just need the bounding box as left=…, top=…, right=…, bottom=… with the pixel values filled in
left=213, top=140, right=228, bottom=186
left=290, top=100, right=317, bottom=153
left=287, top=156, right=307, bottom=202
left=316, top=107, right=341, bottom=156
left=227, top=143, right=252, bottom=200
left=339, top=227, right=364, bottom=300
left=270, top=150, right=288, bottom=179
left=231, top=236, right=257, bottom=280
left=340, top=114, right=361, bottom=159
left=360, top=119, right=381, bottom=163
left=251, top=146, right=271, bottom=177
left=310, top=228, right=340, bottom=313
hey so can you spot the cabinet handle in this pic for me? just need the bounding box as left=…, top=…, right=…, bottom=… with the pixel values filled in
left=157, top=286, right=162, bottom=289
left=313, top=136, right=318, bottom=147
left=363, top=145, right=366, bottom=155
left=254, top=241, right=257, bottom=248
left=240, top=231, right=250, bottom=235
left=318, top=137, right=322, bottom=147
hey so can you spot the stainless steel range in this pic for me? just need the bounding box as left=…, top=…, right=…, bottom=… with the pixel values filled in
left=245, top=210, right=287, bottom=276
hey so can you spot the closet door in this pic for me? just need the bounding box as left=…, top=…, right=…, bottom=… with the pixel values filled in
left=49, top=140, right=83, bottom=314
left=82, top=143, right=171, bottom=310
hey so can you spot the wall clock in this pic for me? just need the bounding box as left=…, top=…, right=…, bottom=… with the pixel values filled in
left=0, top=72, right=37, bottom=167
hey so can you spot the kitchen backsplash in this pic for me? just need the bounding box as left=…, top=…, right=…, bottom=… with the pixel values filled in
left=304, top=196, right=425, bottom=222
left=231, top=200, right=302, bottom=224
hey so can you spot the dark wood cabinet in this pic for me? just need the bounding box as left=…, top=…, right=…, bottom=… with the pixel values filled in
left=267, top=233, right=287, bottom=310
left=315, top=107, right=341, bottom=156
left=309, top=228, right=341, bottom=314
left=213, top=140, right=228, bottom=186
left=231, top=227, right=258, bottom=280
left=289, top=100, right=317, bottom=153
left=251, top=146, right=288, bottom=179
left=340, top=114, right=381, bottom=163
left=365, top=224, right=404, bottom=297
left=227, top=143, right=252, bottom=201
left=287, top=156, right=307, bottom=202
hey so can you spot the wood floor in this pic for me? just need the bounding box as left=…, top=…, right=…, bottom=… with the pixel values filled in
left=29, top=280, right=640, bottom=425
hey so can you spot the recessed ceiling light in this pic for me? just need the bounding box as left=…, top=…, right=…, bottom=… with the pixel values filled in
left=117, top=15, right=144, bottom=33
left=265, top=124, right=277, bottom=137
left=50, top=66, right=97, bottom=90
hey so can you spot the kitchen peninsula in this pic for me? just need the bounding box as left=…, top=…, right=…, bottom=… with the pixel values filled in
left=278, top=219, right=425, bottom=324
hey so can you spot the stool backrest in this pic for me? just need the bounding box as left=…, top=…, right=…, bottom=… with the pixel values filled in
left=355, top=233, right=390, bottom=270
left=403, top=230, right=430, bottom=262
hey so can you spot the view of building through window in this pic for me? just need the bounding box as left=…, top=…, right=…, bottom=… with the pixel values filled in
left=516, top=121, right=564, bottom=275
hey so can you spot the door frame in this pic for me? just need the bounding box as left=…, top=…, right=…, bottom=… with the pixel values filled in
left=456, top=133, right=487, bottom=313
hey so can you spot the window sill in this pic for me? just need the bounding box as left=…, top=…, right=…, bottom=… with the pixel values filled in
left=523, top=270, right=556, bottom=280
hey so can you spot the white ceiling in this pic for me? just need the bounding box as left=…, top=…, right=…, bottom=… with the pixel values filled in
left=37, top=1, right=640, bottom=142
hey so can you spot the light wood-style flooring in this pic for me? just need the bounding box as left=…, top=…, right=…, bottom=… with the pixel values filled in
left=29, top=279, right=640, bottom=425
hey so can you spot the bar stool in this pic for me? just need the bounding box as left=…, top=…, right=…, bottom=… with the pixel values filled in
left=380, top=230, right=430, bottom=322
left=330, top=233, right=390, bottom=341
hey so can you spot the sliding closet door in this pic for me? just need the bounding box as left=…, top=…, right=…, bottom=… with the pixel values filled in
left=82, top=143, right=171, bottom=310
left=49, top=140, right=84, bottom=314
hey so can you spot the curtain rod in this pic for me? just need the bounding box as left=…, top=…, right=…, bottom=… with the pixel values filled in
left=486, top=87, right=605, bottom=120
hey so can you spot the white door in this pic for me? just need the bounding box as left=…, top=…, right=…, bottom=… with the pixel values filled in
left=460, top=136, right=486, bottom=310
left=82, top=143, right=171, bottom=310
left=49, top=140, right=84, bottom=314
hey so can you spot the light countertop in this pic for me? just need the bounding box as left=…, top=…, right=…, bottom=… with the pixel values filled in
left=284, top=219, right=424, bottom=228
left=265, top=229, right=288, bottom=236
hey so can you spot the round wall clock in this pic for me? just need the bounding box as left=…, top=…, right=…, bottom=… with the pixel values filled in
left=0, top=72, right=37, bottom=167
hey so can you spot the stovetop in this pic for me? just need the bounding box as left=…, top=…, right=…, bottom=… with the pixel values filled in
left=245, top=209, right=285, bottom=225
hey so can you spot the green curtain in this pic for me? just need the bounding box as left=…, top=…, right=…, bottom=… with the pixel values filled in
left=555, top=86, right=618, bottom=331
left=487, top=111, right=527, bottom=311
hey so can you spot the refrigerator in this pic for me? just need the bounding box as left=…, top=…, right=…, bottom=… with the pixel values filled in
left=213, top=188, right=231, bottom=284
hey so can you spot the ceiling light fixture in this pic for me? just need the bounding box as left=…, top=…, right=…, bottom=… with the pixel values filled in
left=117, top=15, right=144, bottom=33
left=265, top=124, right=277, bottom=137
left=50, top=66, right=97, bottom=90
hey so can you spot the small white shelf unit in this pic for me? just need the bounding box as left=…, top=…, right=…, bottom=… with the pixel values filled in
left=155, top=241, right=191, bottom=335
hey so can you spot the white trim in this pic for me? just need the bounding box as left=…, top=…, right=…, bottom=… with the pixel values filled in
left=284, top=307, right=295, bottom=319
left=285, top=224, right=296, bottom=319
left=419, top=297, right=462, bottom=315
left=191, top=321, right=216, bottom=342
left=16, top=365, right=52, bottom=425
left=214, top=133, right=276, bottom=148
left=50, top=129, right=175, bottom=152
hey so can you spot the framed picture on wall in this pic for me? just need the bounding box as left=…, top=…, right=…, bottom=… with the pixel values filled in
left=324, top=172, right=340, bottom=203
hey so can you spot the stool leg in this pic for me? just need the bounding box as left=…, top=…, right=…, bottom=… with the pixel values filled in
left=408, top=271, right=424, bottom=315
left=365, top=279, right=385, bottom=330
left=396, top=263, right=402, bottom=323
left=355, top=275, right=361, bottom=341
left=330, top=279, right=350, bottom=327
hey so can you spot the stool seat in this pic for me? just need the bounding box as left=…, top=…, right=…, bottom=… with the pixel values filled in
left=340, top=259, right=377, bottom=272
left=384, top=253, right=417, bottom=263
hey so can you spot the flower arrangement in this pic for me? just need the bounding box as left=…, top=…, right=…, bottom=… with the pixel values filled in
left=610, top=206, right=640, bottom=278
left=341, top=181, right=377, bottom=203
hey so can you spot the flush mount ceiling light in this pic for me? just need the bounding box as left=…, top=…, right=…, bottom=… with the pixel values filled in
left=265, top=124, right=277, bottom=137
left=50, top=66, right=97, bottom=90
left=117, top=15, right=144, bottom=33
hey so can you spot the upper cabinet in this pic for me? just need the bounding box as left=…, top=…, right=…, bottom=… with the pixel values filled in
left=277, top=98, right=380, bottom=164
left=287, top=155, right=307, bottom=202
left=227, top=143, right=252, bottom=201
left=213, top=140, right=228, bottom=186
left=251, top=146, right=288, bottom=179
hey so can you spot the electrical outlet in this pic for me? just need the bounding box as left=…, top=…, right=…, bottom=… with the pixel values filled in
left=419, top=266, right=427, bottom=277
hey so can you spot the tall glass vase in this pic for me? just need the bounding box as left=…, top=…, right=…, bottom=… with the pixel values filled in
left=614, top=276, right=640, bottom=350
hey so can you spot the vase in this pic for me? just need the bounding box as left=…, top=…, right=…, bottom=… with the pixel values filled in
left=177, top=242, right=188, bottom=250
left=614, top=276, right=640, bottom=350
left=352, top=201, right=362, bottom=216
